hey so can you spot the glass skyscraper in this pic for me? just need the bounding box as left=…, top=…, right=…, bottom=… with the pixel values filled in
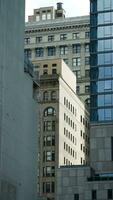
left=90, top=0, right=113, bottom=122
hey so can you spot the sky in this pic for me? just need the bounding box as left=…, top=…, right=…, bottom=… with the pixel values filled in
left=25, top=0, right=90, bottom=21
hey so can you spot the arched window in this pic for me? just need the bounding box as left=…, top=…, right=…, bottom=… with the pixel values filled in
left=43, top=91, right=48, bottom=101
left=44, top=107, right=56, bottom=117
left=51, top=91, right=56, bottom=100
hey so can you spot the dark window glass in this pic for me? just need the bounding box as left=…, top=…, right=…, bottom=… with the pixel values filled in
left=74, top=194, right=79, bottom=200
left=35, top=48, right=44, bottom=57
left=92, top=190, right=97, bottom=200
left=72, top=44, right=81, bottom=53
left=108, top=189, right=112, bottom=199
left=48, top=47, right=56, bottom=56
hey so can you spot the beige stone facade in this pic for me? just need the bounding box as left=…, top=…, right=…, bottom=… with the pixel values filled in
left=34, top=59, right=89, bottom=200
left=25, top=4, right=90, bottom=105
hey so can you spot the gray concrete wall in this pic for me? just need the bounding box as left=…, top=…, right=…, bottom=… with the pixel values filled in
left=0, top=1, right=38, bottom=200
left=90, top=123, right=113, bottom=173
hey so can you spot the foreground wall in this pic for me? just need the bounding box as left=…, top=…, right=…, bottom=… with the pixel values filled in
left=0, top=1, right=38, bottom=200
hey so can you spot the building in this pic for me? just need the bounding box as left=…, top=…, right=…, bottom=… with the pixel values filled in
left=56, top=1, right=113, bottom=200
left=34, top=59, right=89, bottom=200
left=0, top=1, right=38, bottom=200
left=25, top=3, right=90, bottom=105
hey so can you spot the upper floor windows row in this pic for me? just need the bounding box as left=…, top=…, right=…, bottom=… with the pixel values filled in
left=64, top=97, right=77, bottom=116
left=24, top=32, right=90, bottom=44
left=24, top=43, right=90, bottom=58
left=43, top=91, right=57, bottom=101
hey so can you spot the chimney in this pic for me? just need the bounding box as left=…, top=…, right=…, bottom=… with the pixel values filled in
left=55, top=2, right=65, bottom=19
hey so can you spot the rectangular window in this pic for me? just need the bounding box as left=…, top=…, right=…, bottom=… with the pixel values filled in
left=60, top=34, right=67, bottom=40
left=85, top=85, right=90, bottom=93
left=85, top=69, right=90, bottom=77
left=73, top=33, right=79, bottom=39
left=108, top=189, right=113, bottom=199
left=73, top=44, right=81, bottom=53
left=44, top=121, right=55, bottom=131
left=85, top=44, right=90, bottom=52
left=60, top=46, right=68, bottom=55
left=76, top=86, right=80, bottom=93
left=85, top=57, right=90, bottom=65
left=85, top=32, right=90, bottom=38
left=48, top=35, right=54, bottom=42
left=24, top=49, right=31, bottom=59
left=72, top=58, right=81, bottom=67
left=92, top=190, right=97, bottom=200
left=48, top=47, right=56, bottom=56
left=63, top=59, right=68, bottom=65
left=35, top=48, right=44, bottom=57
left=24, top=37, right=30, bottom=44
left=74, top=193, right=79, bottom=200
left=36, top=36, right=42, bottom=43
left=75, top=70, right=81, bottom=78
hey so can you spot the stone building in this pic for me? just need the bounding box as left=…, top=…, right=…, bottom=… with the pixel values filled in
left=34, top=58, right=89, bottom=200
left=25, top=3, right=90, bottom=105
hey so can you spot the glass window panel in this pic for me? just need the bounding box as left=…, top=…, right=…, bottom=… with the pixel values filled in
left=105, top=109, right=112, bottom=120
left=98, top=95, right=104, bottom=106
left=105, top=94, right=112, bottom=105
left=98, top=109, right=104, bottom=121
left=104, top=80, right=112, bottom=90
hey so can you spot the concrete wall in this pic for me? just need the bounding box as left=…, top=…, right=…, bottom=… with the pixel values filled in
left=0, top=1, right=38, bottom=200
left=90, top=123, right=113, bottom=173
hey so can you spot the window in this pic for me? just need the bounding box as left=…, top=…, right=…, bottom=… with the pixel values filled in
left=35, top=48, right=44, bottom=57
left=48, top=47, right=56, bottom=56
left=44, top=107, right=56, bottom=116
left=43, top=91, right=49, bottom=101
left=44, top=121, right=55, bottom=131
left=73, top=33, right=79, bottom=39
left=24, top=37, right=30, bottom=44
left=74, top=194, right=79, bottom=200
left=75, top=70, right=81, bottom=78
left=108, top=189, right=113, bottom=199
left=60, top=46, right=68, bottom=55
left=43, top=136, right=55, bottom=146
left=73, top=44, right=81, bottom=53
left=63, top=59, right=68, bottom=65
left=43, top=69, right=48, bottom=75
left=60, top=34, right=67, bottom=40
left=85, top=32, right=90, bottom=38
left=47, top=12, right=51, bottom=20
left=24, top=49, right=31, bottom=59
left=46, top=151, right=55, bottom=161
left=85, top=69, right=90, bottom=77
left=51, top=91, right=56, bottom=100
left=85, top=44, right=90, bottom=52
left=85, top=85, right=90, bottom=93
left=48, top=35, right=54, bottom=42
left=46, top=166, right=55, bottom=177
left=52, top=68, right=57, bottom=74
left=76, top=86, right=80, bottom=93
left=85, top=57, right=90, bottom=65
left=36, top=36, right=42, bottom=43
left=92, top=190, right=97, bottom=200
left=42, top=13, right=46, bottom=20
left=72, top=58, right=81, bottom=67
